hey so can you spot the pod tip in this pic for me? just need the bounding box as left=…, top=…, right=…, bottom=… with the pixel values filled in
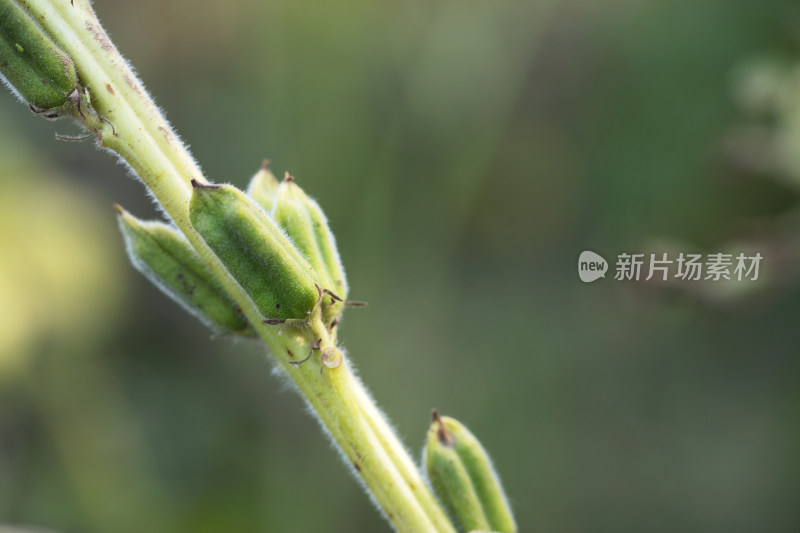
left=190, top=178, right=221, bottom=190
left=431, top=408, right=454, bottom=446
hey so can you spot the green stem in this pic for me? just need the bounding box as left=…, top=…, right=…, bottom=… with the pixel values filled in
left=17, top=0, right=454, bottom=530
left=351, top=373, right=456, bottom=531
left=274, top=320, right=443, bottom=532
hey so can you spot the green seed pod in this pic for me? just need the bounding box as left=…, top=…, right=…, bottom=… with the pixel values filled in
left=116, top=205, right=253, bottom=336
left=246, top=160, right=280, bottom=214
left=272, top=174, right=348, bottom=323
left=189, top=180, right=321, bottom=322
left=246, top=164, right=350, bottom=327
left=425, top=410, right=517, bottom=533
left=0, top=0, right=77, bottom=110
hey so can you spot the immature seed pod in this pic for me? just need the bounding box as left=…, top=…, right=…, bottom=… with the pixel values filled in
left=425, top=410, right=517, bottom=533
left=116, top=206, right=253, bottom=336
left=271, top=174, right=348, bottom=324
left=0, top=0, right=77, bottom=110
left=189, top=181, right=321, bottom=322
left=246, top=160, right=280, bottom=214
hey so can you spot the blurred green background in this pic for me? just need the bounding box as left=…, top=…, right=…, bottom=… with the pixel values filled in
left=1, top=0, right=800, bottom=531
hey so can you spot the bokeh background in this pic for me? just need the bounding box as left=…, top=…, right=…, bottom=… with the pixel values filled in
left=2, top=0, right=800, bottom=531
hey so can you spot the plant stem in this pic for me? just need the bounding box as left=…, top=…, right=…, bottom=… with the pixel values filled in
left=18, top=0, right=454, bottom=530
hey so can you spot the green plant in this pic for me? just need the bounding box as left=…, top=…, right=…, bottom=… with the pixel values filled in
left=0, top=1, right=515, bottom=531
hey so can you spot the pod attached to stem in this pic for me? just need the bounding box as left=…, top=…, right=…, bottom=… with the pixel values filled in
left=0, top=0, right=77, bottom=111
left=189, top=180, right=322, bottom=323
left=247, top=165, right=349, bottom=327
left=425, top=410, right=517, bottom=533
left=116, top=205, right=253, bottom=336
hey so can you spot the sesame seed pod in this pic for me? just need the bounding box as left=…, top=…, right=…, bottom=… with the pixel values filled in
left=303, top=191, right=348, bottom=299
left=0, top=0, right=77, bottom=110
left=272, top=175, right=348, bottom=323
left=116, top=206, right=253, bottom=336
left=189, top=181, right=321, bottom=322
left=246, top=161, right=280, bottom=214
left=425, top=411, right=517, bottom=533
